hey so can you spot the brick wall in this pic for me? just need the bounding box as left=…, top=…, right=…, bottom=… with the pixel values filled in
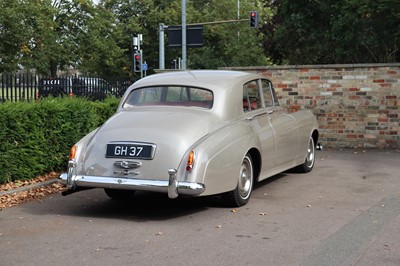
left=225, top=63, right=400, bottom=149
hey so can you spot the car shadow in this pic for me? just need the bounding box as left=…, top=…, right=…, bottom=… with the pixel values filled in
left=23, top=173, right=292, bottom=221
left=254, top=172, right=289, bottom=189
left=23, top=188, right=224, bottom=222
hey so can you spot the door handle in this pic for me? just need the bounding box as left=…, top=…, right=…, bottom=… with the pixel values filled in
left=246, top=113, right=267, bottom=121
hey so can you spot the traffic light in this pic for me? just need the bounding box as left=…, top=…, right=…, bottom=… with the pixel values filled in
left=133, top=52, right=141, bottom=72
left=250, top=11, right=259, bottom=28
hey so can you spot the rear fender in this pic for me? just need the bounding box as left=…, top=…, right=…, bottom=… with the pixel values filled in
left=70, top=128, right=99, bottom=174
left=187, top=123, right=261, bottom=196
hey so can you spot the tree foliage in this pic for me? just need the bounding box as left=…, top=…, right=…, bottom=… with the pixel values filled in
left=261, top=0, right=400, bottom=64
left=78, top=5, right=126, bottom=78
left=22, top=0, right=97, bottom=76
left=0, top=0, right=122, bottom=76
left=4, top=0, right=398, bottom=75
left=186, top=0, right=271, bottom=69
left=0, top=0, right=32, bottom=72
left=1, top=0, right=271, bottom=76
left=99, top=0, right=270, bottom=72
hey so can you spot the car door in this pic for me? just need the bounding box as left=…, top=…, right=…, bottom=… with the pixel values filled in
left=260, top=79, right=299, bottom=168
left=242, top=80, right=275, bottom=177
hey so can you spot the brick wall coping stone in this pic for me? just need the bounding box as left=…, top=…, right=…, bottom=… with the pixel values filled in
left=222, top=63, right=400, bottom=71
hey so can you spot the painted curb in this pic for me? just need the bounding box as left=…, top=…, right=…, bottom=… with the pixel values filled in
left=0, top=179, right=58, bottom=197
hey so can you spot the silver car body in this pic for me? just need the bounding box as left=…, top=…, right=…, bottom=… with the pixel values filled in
left=59, top=70, right=319, bottom=204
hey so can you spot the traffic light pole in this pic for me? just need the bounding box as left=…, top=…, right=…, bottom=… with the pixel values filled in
left=159, top=24, right=165, bottom=70
left=181, top=0, right=187, bottom=70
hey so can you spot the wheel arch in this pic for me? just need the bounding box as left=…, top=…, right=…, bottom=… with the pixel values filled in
left=196, top=123, right=262, bottom=196
left=248, top=148, right=261, bottom=182
left=312, top=129, right=319, bottom=148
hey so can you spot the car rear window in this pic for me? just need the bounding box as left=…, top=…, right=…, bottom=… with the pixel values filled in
left=122, top=86, right=213, bottom=109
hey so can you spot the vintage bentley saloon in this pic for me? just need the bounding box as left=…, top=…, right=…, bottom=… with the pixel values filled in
left=59, top=70, right=321, bottom=207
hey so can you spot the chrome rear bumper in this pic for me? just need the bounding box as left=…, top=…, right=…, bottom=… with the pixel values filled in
left=59, top=161, right=205, bottom=199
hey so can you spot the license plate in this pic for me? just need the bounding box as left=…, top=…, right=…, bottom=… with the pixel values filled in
left=106, top=143, right=155, bottom=159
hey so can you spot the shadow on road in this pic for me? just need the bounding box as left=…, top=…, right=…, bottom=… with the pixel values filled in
left=21, top=188, right=227, bottom=221
left=20, top=173, right=291, bottom=221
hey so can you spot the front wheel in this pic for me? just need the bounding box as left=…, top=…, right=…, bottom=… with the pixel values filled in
left=222, top=153, right=254, bottom=207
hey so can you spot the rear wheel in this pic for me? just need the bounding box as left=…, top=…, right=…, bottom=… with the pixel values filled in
left=294, top=136, right=315, bottom=173
left=222, top=153, right=254, bottom=207
left=104, top=188, right=135, bottom=200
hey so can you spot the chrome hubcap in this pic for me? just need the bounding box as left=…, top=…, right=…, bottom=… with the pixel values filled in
left=239, top=156, right=253, bottom=199
left=305, top=138, right=315, bottom=168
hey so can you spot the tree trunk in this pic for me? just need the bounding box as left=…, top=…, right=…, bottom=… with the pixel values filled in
left=50, top=60, right=57, bottom=77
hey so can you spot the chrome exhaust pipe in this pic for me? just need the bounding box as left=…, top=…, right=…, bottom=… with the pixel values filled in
left=62, top=187, right=93, bottom=196
left=316, top=143, right=323, bottom=151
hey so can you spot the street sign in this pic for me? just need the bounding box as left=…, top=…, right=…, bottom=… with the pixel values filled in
left=168, top=25, right=203, bottom=48
left=142, top=63, right=148, bottom=71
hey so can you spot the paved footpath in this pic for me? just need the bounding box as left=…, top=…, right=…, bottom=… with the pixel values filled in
left=0, top=149, right=399, bottom=266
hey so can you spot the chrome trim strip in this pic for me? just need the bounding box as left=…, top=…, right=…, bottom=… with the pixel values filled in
left=58, top=172, right=205, bottom=198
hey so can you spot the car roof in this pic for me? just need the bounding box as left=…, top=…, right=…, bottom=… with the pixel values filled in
left=131, top=70, right=263, bottom=90
left=121, top=70, right=266, bottom=121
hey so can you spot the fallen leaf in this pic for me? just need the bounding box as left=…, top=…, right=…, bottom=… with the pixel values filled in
left=231, top=209, right=238, bottom=213
left=0, top=173, right=65, bottom=209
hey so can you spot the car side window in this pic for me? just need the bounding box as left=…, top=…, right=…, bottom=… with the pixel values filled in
left=243, top=80, right=262, bottom=112
left=261, top=79, right=279, bottom=107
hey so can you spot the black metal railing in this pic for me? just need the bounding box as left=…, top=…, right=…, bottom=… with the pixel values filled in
left=0, top=73, right=133, bottom=102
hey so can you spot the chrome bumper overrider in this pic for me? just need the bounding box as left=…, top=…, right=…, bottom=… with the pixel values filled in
left=59, top=161, right=205, bottom=199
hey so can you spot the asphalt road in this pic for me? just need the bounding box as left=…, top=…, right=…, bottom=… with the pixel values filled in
left=1, top=149, right=399, bottom=266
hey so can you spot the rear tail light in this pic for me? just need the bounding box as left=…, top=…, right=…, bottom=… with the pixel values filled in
left=69, top=146, right=77, bottom=160
left=186, top=151, right=195, bottom=172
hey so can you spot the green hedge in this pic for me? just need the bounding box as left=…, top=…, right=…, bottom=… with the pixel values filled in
left=0, top=97, right=120, bottom=184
